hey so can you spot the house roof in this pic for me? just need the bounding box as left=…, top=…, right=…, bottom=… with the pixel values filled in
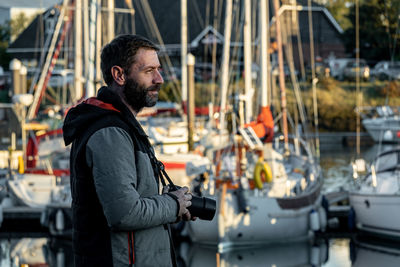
left=0, top=0, right=58, bottom=9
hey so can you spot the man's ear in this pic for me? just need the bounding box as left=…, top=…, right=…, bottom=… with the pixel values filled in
left=111, top=66, right=125, bottom=86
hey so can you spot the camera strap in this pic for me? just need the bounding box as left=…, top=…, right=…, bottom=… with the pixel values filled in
left=156, top=161, right=178, bottom=190
left=147, top=152, right=178, bottom=267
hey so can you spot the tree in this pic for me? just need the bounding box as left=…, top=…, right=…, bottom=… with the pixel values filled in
left=342, top=0, right=400, bottom=61
left=326, top=0, right=352, bottom=31
left=0, top=23, right=11, bottom=70
left=10, top=12, right=35, bottom=41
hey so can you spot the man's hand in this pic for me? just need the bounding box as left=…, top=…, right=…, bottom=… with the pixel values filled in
left=167, top=186, right=194, bottom=221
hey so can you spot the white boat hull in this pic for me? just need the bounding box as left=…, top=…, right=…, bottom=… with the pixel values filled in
left=362, top=117, right=400, bottom=143
left=188, top=189, right=322, bottom=248
left=184, top=240, right=328, bottom=267
left=6, top=173, right=70, bottom=208
left=349, top=193, right=400, bottom=238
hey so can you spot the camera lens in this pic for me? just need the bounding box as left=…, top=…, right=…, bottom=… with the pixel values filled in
left=188, top=196, right=216, bottom=221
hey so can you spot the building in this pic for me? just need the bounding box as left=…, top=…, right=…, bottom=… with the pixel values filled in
left=7, top=0, right=346, bottom=77
left=0, top=0, right=59, bottom=41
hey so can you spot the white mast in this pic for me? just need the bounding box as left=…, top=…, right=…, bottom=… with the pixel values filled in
left=74, top=0, right=83, bottom=101
left=83, top=0, right=89, bottom=82
left=107, top=0, right=115, bottom=43
left=86, top=0, right=98, bottom=97
left=219, top=0, right=233, bottom=131
left=244, top=0, right=252, bottom=123
left=95, top=0, right=102, bottom=88
left=181, top=0, right=188, bottom=104
left=260, top=0, right=269, bottom=107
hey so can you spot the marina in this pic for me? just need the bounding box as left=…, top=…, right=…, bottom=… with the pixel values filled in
left=0, top=143, right=398, bottom=266
left=0, top=0, right=399, bottom=266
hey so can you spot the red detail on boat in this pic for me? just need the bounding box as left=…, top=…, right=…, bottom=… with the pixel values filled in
left=397, top=131, right=400, bottom=138
left=24, top=168, right=70, bottom=176
left=26, top=128, right=64, bottom=169
left=162, top=162, right=186, bottom=169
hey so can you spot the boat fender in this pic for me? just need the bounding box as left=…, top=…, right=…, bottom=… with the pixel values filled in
left=319, top=239, right=329, bottom=264
left=321, top=195, right=329, bottom=214
left=309, top=209, right=320, bottom=231
left=0, top=205, right=2, bottom=227
left=318, top=207, right=327, bottom=232
left=253, top=160, right=272, bottom=189
left=310, top=245, right=321, bottom=266
left=17, top=155, right=24, bottom=174
left=57, top=251, right=65, bottom=267
left=235, top=185, right=249, bottom=213
left=56, top=209, right=65, bottom=231
left=347, top=207, right=356, bottom=231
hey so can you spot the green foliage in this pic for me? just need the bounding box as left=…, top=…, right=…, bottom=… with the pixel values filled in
left=326, top=0, right=352, bottom=31
left=377, top=81, right=400, bottom=98
left=0, top=23, right=11, bottom=70
left=342, top=0, right=400, bottom=61
left=315, top=81, right=358, bottom=131
left=282, top=78, right=400, bottom=132
left=10, top=12, right=35, bottom=41
left=159, top=81, right=181, bottom=103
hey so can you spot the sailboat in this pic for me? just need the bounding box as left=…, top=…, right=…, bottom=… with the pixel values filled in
left=356, top=105, right=400, bottom=143
left=187, top=0, right=325, bottom=250
left=348, top=0, right=400, bottom=240
left=349, top=147, right=400, bottom=239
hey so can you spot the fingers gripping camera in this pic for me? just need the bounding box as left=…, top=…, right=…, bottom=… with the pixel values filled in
left=167, top=185, right=216, bottom=221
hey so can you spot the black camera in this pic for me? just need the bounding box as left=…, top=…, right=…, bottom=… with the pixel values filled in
left=169, top=186, right=216, bottom=221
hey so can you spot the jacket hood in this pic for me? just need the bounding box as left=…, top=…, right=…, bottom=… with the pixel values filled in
left=63, top=86, right=146, bottom=146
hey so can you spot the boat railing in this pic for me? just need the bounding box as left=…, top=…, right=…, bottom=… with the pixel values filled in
left=355, top=105, right=400, bottom=119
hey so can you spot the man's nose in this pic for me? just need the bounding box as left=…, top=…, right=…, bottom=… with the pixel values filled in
left=154, top=70, right=164, bottom=84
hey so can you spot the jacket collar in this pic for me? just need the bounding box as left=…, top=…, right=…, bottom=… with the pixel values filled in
left=96, top=86, right=148, bottom=138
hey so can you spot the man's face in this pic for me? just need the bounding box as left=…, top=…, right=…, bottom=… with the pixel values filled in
left=123, top=48, right=164, bottom=112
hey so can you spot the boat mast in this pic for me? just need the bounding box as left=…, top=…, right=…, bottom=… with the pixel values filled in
left=272, top=0, right=289, bottom=152
left=83, top=0, right=89, bottom=86
left=308, top=0, right=320, bottom=158
left=219, top=0, right=233, bottom=132
left=260, top=0, right=269, bottom=108
left=244, top=0, right=252, bottom=123
left=86, top=0, right=98, bottom=97
left=95, top=0, right=102, bottom=89
left=181, top=0, right=188, bottom=108
left=355, top=0, right=361, bottom=156
left=74, top=0, right=83, bottom=102
left=107, top=0, right=115, bottom=43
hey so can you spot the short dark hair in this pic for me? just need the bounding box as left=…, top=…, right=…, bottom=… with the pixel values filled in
left=100, top=34, right=159, bottom=86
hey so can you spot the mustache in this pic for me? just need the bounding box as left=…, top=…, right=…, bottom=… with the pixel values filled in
left=146, top=84, right=161, bottom=92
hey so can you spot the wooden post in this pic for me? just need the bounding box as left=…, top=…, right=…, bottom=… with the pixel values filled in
left=187, top=53, right=195, bottom=152
left=10, top=59, right=21, bottom=95
left=20, top=65, right=27, bottom=94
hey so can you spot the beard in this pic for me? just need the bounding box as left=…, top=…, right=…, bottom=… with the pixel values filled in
left=123, top=77, right=160, bottom=112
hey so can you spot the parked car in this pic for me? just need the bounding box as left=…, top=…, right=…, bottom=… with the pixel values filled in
left=327, top=58, right=353, bottom=80
left=343, top=59, right=370, bottom=81
left=371, top=61, right=400, bottom=81
left=305, top=62, right=330, bottom=81
left=48, top=69, right=74, bottom=88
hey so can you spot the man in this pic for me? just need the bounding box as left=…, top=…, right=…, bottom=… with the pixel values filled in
left=63, top=34, right=193, bottom=266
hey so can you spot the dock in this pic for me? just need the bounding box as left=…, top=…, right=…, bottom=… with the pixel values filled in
left=0, top=206, right=47, bottom=233
left=323, top=191, right=354, bottom=232
left=306, top=132, right=374, bottom=147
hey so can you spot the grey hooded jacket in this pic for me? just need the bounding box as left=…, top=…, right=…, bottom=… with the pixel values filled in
left=63, top=87, right=179, bottom=266
left=86, top=127, right=178, bottom=266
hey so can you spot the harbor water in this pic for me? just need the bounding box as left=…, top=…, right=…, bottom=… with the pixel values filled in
left=0, top=142, right=398, bottom=266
